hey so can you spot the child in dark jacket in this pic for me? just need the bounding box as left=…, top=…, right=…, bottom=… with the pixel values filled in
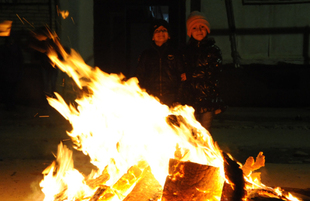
left=181, top=11, right=226, bottom=132
left=135, top=19, right=183, bottom=107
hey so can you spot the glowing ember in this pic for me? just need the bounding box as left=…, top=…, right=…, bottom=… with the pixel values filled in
left=38, top=30, right=301, bottom=201
left=57, top=6, right=69, bottom=19
left=0, top=20, right=12, bottom=36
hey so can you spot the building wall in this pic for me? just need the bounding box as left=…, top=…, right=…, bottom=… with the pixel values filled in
left=58, top=0, right=94, bottom=66
left=0, top=1, right=58, bottom=107
left=2, top=1, right=310, bottom=107
left=58, top=0, right=310, bottom=66
left=51, top=0, right=94, bottom=103
left=197, top=0, right=310, bottom=65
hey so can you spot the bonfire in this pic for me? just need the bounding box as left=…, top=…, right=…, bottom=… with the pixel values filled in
left=37, top=29, right=300, bottom=201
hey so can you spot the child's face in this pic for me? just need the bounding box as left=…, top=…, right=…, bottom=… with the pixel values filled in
left=152, top=26, right=169, bottom=46
left=191, top=24, right=207, bottom=41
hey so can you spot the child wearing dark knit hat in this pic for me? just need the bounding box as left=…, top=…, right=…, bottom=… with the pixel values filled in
left=148, top=19, right=171, bottom=47
left=135, top=19, right=183, bottom=107
left=150, top=19, right=171, bottom=38
left=180, top=11, right=226, bottom=132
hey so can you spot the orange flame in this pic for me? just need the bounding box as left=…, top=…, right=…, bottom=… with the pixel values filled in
left=39, top=30, right=301, bottom=201
left=39, top=33, right=224, bottom=201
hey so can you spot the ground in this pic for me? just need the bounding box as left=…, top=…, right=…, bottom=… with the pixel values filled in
left=0, top=104, right=310, bottom=201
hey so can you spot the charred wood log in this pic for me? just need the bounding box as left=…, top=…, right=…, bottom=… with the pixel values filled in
left=162, top=158, right=225, bottom=201
left=248, top=188, right=299, bottom=201
left=221, top=151, right=247, bottom=201
left=89, top=185, right=109, bottom=201
left=54, top=186, right=86, bottom=201
left=91, top=186, right=116, bottom=201
left=54, top=187, right=67, bottom=201
left=250, top=198, right=289, bottom=201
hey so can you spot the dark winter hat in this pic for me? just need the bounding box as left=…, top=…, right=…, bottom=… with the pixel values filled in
left=150, top=19, right=170, bottom=37
left=186, top=11, right=210, bottom=37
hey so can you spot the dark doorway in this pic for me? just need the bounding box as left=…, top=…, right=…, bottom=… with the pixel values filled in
left=93, top=0, right=186, bottom=78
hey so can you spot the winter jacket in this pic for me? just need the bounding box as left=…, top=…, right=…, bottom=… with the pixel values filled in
left=135, top=42, right=183, bottom=106
left=181, top=37, right=226, bottom=114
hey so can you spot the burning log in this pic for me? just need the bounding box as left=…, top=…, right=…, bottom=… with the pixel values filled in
left=161, top=158, right=225, bottom=201
left=248, top=189, right=293, bottom=201
left=89, top=160, right=161, bottom=201
left=123, top=166, right=162, bottom=201
left=86, top=166, right=110, bottom=189
left=221, top=151, right=247, bottom=201
left=54, top=187, right=68, bottom=201
left=89, top=185, right=115, bottom=201
left=221, top=152, right=297, bottom=201
left=89, top=185, right=109, bottom=201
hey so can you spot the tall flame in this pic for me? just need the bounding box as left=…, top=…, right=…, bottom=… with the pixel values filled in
left=39, top=34, right=224, bottom=201
left=39, top=31, right=300, bottom=201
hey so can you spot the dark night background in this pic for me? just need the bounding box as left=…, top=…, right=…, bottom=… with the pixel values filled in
left=1, top=1, right=310, bottom=200
left=1, top=0, right=310, bottom=109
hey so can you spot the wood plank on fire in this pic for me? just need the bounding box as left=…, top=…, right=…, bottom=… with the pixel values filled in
left=221, top=151, right=247, bottom=201
left=161, top=158, right=225, bottom=201
left=123, top=166, right=162, bottom=201
left=90, top=160, right=161, bottom=201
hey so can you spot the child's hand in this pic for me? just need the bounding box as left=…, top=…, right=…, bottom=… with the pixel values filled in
left=181, top=73, right=186, bottom=81
left=214, top=109, right=221, bottom=115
